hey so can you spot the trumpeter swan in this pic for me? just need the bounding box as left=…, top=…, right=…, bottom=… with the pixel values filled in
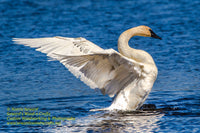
left=13, top=25, right=161, bottom=111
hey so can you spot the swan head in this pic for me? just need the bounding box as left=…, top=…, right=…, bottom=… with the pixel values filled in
left=134, top=25, right=162, bottom=40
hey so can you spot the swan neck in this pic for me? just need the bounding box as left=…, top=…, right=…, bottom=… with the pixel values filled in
left=118, top=27, right=137, bottom=55
left=117, top=27, right=156, bottom=65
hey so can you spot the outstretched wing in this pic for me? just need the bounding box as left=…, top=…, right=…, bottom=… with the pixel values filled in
left=13, top=36, right=103, bottom=58
left=55, top=49, right=144, bottom=97
left=13, top=37, right=144, bottom=97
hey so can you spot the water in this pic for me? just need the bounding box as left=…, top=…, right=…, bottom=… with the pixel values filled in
left=0, top=0, right=200, bottom=132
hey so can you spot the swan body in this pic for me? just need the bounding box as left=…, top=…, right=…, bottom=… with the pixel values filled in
left=13, top=25, right=161, bottom=111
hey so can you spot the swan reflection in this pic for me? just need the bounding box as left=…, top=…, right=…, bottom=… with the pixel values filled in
left=45, top=110, right=164, bottom=132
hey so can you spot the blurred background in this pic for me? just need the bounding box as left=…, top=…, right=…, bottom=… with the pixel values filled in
left=0, top=0, right=199, bottom=132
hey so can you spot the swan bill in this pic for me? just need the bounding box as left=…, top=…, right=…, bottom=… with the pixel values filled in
left=149, top=29, right=162, bottom=40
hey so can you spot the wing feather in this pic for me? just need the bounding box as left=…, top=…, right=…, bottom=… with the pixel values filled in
left=56, top=51, right=143, bottom=97
left=13, top=36, right=103, bottom=58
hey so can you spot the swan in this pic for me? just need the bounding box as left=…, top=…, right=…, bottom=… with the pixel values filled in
left=13, top=25, right=161, bottom=111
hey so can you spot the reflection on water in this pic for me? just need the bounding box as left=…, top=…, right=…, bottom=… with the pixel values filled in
left=45, top=109, right=164, bottom=133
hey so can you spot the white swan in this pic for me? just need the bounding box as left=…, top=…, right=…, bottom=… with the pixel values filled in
left=13, top=25, right=161, bottom=111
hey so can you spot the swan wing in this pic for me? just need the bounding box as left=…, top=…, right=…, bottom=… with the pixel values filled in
left=13, top=37, right=144, bottom=97
left=13, top=36, right=104, bottom=58
left=56, top=49, right=143, bottom=97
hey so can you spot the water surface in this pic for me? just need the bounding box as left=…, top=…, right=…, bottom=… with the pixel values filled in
left=0, top=0, right=200, bottom=132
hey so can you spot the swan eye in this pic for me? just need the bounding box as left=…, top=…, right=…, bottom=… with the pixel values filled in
left=149, top=29, right=162, bottom=40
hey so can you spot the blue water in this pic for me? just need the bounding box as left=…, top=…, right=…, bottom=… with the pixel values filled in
left=0, top=0, right=200, bottom=132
